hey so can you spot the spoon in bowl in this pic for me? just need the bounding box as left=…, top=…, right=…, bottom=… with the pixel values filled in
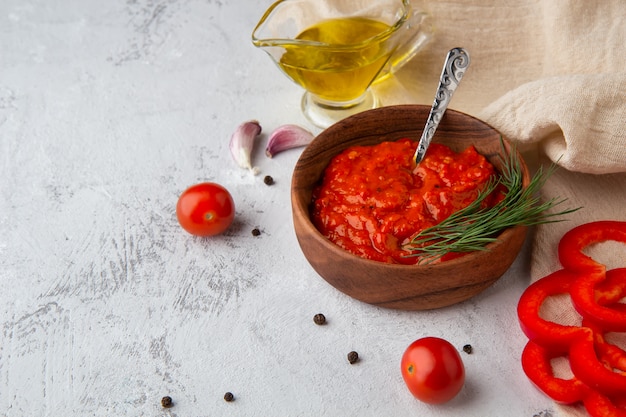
left=413, top=47, right=470, bottom=166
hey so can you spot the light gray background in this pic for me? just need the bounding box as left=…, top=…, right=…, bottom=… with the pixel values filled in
left=0, top=1, right=553, bottom=415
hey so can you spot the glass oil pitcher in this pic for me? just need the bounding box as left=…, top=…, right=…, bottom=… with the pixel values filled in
left=252, top=0, right=432, bottom=128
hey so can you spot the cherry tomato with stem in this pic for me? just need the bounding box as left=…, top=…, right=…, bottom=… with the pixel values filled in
left=401, top=337, right=465, bottom=404
left=176, top=182, right=235, bottom=236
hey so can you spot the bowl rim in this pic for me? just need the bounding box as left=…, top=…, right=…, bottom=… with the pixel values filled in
left=291, top=104, right=530, bottom=270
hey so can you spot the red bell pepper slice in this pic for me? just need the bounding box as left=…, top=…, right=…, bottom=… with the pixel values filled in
left=517, top=269, right=590, bottom=353
left=583, top=317, right=626, bottom=372
left=519, top=221, right=626, bottom=407
left=579, top=269, right=626, bottom=374
left=521, top=341, right=590, bottom=404
left=570, top=268, right=626, bottom=332
left=569, top=332, right=626, bottom=397
left=595, top=268, right=626, bottom=305
left=583, top=390, right=626, bottom=417
left=558, top=220, right=626, bottom=273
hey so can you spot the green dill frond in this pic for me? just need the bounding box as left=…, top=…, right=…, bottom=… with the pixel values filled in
left=403, top=139, right=580, bottom=264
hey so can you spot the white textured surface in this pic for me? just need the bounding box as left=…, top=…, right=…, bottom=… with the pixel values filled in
left=0, top=1, right=553, bottom=416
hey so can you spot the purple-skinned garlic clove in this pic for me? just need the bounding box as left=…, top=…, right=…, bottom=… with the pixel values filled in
left=265, top=124, right=314, bottom=158
left=229, top=119, right=262, bottom=175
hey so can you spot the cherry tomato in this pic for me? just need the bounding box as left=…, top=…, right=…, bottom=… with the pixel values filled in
left=176, top=182, right=235, bottom=236
left=401, top=337, right=465, bottom=404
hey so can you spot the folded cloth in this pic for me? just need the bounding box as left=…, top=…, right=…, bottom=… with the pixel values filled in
left=480, top=73, right=626, bottom=175
left=475, top=16, right=626, bottom=416
left=383, top=0, right=626, bottom=415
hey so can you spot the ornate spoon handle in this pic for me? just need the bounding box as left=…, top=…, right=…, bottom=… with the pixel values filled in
left=413, top=47, right=470, bottom=165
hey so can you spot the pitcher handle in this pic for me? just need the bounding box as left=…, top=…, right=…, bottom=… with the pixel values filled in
left=375, top=6, right=432, bottom=83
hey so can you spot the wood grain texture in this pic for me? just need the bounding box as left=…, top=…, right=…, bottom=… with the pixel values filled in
left=292, top=105, right=530, bottom=310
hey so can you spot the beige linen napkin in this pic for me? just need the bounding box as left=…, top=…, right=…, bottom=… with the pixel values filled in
left=379, top=0, right=626, bottom=415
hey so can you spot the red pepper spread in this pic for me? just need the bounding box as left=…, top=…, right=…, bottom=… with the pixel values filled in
left=311, top=139, right=497, bottom=264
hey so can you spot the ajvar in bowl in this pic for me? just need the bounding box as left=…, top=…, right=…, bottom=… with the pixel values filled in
left=291, top=104, right=530, bottom=310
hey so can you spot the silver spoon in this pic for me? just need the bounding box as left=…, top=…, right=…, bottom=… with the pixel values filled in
left=413, top=47, right=470, bottom=165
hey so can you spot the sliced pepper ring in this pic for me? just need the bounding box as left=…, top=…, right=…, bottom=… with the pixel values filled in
left=570, top=268, right=626, bottom=332
left=558, top=220, right=626, bottom=273
left=583, top=390, right=626, bottom=417
left=518, top=221, right=626, bottom=409
left=579, top=269, right=626, bottom=373
left=569, top=332, right=626, bottom=396
left=583, top=317, right=626, bottom=372
left=521, top=340, right=590, bottom=404
left=517, top=269, right=590, bottom=353
left=595, top=268, right=626, bottom=305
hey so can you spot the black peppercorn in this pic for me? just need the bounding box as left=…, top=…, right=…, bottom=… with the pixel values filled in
left=161, top=396, right=173, bottom=408
left=263, top=175, right=274, bottom=185
left=463, top=344, right=473, bottom=354
left=313, top=313, right=326, bottom=325
left=224, top=392, right=234, bottom=402
left=251, top=228, right=261, bottom=236
left=347, top=351, right=359, bottom=364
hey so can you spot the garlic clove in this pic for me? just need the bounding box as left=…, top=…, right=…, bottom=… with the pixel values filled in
left=229, top=120, right=262, bottom=175
left=265, top=124, right=315, bottom=158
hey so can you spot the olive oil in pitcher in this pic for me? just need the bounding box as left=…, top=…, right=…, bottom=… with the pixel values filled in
left=252, top=0, right=432, bottom=127
left=278, top=17, right=393, bottom=103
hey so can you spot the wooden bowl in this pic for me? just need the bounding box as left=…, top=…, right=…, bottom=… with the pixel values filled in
left=291, top=105, right=530, bottom=310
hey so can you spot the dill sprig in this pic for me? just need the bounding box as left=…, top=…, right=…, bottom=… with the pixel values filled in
left=403, top=140, right=580, bottom=264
